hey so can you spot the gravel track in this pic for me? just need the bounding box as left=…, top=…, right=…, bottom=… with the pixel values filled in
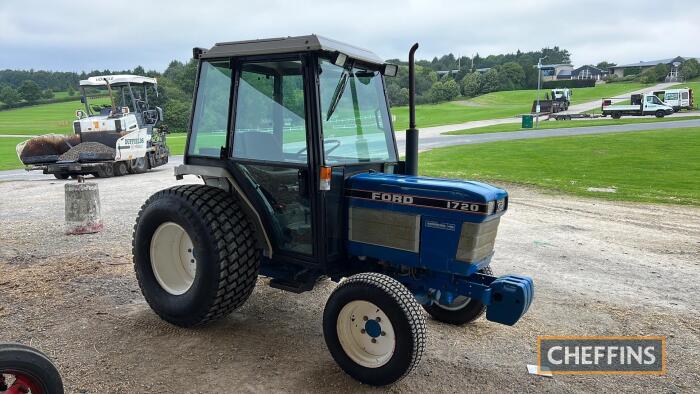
left=0, top=166, right=698, bottom=393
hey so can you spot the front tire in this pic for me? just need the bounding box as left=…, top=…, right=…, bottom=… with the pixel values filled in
left=323, top=273, right=426, bottom=386
left=53, top=173, right=69, bottom=180
left=132, top=185, right=261, bottom=327
left=0, top=343, right=64, bottom=394
left=423, top=267, right=492, bottom=325
left=655, top=110, right=665, bottom=118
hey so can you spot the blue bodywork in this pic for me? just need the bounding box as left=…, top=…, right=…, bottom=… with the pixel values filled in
left=346, top=172, right=533, bottom=326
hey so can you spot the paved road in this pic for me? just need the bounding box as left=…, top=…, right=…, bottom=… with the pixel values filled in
left=561, top=82, right=676, bottom=114
left=4, top=119, right=698, bottom=182
left=396, top=118, right=700, bottom=152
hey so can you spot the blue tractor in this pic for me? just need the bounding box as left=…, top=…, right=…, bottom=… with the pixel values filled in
left=132, top=35, right=534, bottom=386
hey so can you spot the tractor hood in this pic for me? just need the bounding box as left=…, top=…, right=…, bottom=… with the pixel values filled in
left=346, top=172, right=508, bottom=218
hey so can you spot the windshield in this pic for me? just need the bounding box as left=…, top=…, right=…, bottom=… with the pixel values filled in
left=318, top=59, right=396, bottom=165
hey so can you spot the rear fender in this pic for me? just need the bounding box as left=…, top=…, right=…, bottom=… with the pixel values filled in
left=174, top=164, right=273, bottom=257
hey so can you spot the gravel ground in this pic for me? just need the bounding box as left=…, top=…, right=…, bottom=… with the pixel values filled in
left=58, top=142, right=116, bottom=161
left=0, top=164, right=699, bottom=393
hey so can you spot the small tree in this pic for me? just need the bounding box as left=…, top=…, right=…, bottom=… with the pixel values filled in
left=0, top=85, right=22, bottom=106
left=428, top=79, right=460, bottom=103
left=596, top=61, right=616, bottom=70
left=639, top=64, right=669, bottom=83
left=680, top=59, right=700, bottom=81
left=480, top=69, right=500, bottom=93
left=67, top=85, right=76, bottom=96
left=42, top=89, right=54, bottom=100
left=18, top=80, right=42, bottom=103
left=497, top=62, right=525, bottom=91
left=461, top=72, right=482, bottom=98
left=386, top=84, right=409, bottom=106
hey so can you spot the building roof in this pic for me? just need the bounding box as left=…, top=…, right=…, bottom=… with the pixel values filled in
left=80, top=75, right=157, bottom=87
left=540, top=63, right=573, bottom=69
left=614, top=57, right=700, bottom=68
left=201, top=34, right=386, bottom=66
left=573, top=65, right=607, bottom=73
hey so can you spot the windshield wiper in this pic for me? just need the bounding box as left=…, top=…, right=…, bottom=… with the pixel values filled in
left=326, top=70, right=350, bottom=121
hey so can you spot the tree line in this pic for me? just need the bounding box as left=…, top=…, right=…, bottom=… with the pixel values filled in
left=2, top=48, right=698, bottom=132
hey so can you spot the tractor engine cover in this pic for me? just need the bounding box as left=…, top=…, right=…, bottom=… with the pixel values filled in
left=346, top=173, right=507, bottom=275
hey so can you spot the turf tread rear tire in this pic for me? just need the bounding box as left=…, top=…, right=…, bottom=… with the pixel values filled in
left=323, top=273, right=426, bottom=385
left=132, top=184, right=260, bottom=327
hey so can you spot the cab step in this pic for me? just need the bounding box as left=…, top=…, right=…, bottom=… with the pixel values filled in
left=269, top=278, right=315, bottom=294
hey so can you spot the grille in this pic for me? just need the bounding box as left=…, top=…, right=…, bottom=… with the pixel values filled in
left=349, top=207, right=420, bottom=252
left=456, top=218, right=500, bottom=263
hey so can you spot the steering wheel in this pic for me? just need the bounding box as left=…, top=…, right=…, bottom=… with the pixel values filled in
left=296, top=139, right=342, bottom=155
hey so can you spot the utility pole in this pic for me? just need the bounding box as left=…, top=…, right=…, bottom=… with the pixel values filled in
left=536, top=55, right=547, bottom=128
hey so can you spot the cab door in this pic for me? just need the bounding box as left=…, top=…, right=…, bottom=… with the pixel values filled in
left=227, top=56, right=319, bottom=260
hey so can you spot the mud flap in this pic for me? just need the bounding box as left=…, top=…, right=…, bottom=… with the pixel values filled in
left=485, top=275, right=534, bottom=326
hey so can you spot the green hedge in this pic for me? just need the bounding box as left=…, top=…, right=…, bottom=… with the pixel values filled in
left=543, top=79, right=596, bottom=89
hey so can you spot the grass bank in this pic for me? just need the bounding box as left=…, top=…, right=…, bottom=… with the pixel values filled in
left=391, top=82, right=649, bottom=129
left=445, top=115, right=700, bottom=135
left=420, top=127, right=700, bottom=205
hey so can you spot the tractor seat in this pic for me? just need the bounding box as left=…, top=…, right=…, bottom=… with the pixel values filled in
left=233, top=131, right=282, bottom=161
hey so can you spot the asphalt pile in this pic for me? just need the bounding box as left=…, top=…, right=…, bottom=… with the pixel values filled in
left=58, top=142, right=116, bottom=161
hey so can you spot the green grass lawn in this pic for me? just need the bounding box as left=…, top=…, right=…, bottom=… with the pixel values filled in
left=420, top=127, right=700, bottom=205
left=166, top=133, right=187, bottom=155
left=445, top=115, right=700, bottom=135
left=0, top=137, right=28, bottom=170
left=0, top=97, right=109, bottom=136
left=390, top=82, right=649, bottom=129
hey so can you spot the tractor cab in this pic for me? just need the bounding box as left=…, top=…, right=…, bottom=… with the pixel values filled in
left=136, top=35, right=534, bottom=386
left=181, top=36, right=400, bottom=263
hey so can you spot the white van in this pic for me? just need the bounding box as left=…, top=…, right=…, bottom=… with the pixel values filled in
left=653, top=88, right=694, bottom=111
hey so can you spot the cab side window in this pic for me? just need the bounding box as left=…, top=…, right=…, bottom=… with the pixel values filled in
left=232, top=61, right=307, bottom=163
left=188, top=61, right=232, bottom=157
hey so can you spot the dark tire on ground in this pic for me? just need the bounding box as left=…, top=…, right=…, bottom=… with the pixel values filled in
left=127, top=156, right=150, bottom=174
left=0, top=343, right=64, bottom=394
left=323, top=273, right=426, bottom=386
left=612, top=112, right=622, bottom=119
left=423, top=267, right=493, bottom=325
left=53, top=173, right=69, bottom=180
left=132, top=184, right=261, bottom=327
left=114, top=161, right=129, bottom=176
left=655, top=110, right=665, bottom=118
left=96, top=164, right=114, bottom=178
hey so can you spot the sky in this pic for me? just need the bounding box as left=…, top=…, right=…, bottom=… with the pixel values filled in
left=1, top=0, right=698, bottom=72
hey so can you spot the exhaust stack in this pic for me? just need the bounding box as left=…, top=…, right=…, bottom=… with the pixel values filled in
left=405, top=43, right=419, bottom=176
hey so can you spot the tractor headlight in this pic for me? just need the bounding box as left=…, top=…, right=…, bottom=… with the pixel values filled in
left=488, top=198, right=507, bottom=214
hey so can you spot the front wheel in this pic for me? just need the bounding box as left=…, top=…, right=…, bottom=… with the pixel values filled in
left=655, top=110, right=665, bottom=118
left=0, top=343, right=64, bottom=394
left=132, top=185, right=261, bottom=327
left=323, top=273, right=426, bottom=386
left=53, top=173, right=69, bottom=180
left=423, top=267, right=493, bottom=325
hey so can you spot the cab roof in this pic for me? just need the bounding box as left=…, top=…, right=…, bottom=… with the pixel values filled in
left=79, top=75, right=158, bottom=87
left=200, top=34, right=386, bottom=66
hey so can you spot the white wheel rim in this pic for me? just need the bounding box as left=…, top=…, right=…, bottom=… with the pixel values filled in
left=336, top=300, right=396, bottom=368
left=150, top=222, right=196, bottom=295
left=436, top=296, right=471, bottom=311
